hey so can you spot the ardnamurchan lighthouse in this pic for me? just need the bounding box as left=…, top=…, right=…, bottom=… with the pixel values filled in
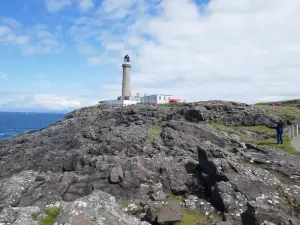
left=122, top=54, right=131, bottom=100
left=98, top=55, right=181, bottom=107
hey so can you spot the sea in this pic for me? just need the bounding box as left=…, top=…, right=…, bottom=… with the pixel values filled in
left=0, top=112, right=66, bottom=140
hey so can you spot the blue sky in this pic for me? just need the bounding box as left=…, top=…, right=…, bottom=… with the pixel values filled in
left=1, top=0, right=300, bottom=112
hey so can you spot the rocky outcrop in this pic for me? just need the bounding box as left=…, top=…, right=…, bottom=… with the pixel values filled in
left=0, top=101, right=300, bottom=224
left=0, top=190, right=150, bottom=225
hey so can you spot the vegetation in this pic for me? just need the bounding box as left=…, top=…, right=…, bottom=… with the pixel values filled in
left=162, top=104, right=172, bottom=114
left=209, top=121, right=274, bottom=137
left=147, top=125, right=162, bottom=141
left=94, top=105, right=102, bottom=114
left=39, top=206, right=62, bottom=225
left=174, top=210, right=213, bottom=225
left=209, top=121, right=299, bottom=155
left=256, top=136, right=299, bottom=155
left=208, top=121, right=237, bottom=133
left=33, top=212, right=39, bottom=220
left=167, top=193, right=185, bottom=201
left=255, top=99, right=300, bottom=107
left=256, top=105, right=300, bottom=122
left=242, top=125, right=274, bottom=135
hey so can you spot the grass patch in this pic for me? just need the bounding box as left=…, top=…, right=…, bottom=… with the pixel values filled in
left=255, top=99, right=300, bottom=107
left=240, top=134, right=256, bottom=144
left=39, top=207, right=62, bottom=225
left=33, top=212, right=39, bottom=220
left=147, top=125, right=162, bottom=141
left=241, top=125, right=274, bottom=135
left=94, top=105, right=102, bottom=113
left=256, top=136, right=299, bottom=155
left=209, top=121, right=299, bottom=155
left=256, top=105, right=300, bottom=122
left=174, top=210, right=213, bottom=225
left=209, top=122, right=274, bottom=138
left=167, top=193, right=185, bottom=201
left=162, top=105, right=172, bottom=114
left=208, top=121, right=237, bottom=133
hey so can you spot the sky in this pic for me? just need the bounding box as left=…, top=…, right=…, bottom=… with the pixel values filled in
left=1, top=0, right=300, bottom=112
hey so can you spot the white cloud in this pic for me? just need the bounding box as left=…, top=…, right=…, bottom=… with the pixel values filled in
left=44, top=0, right=72, bottom=12
left=0, top=93, right=98, bottom=111
left=97, top=0, right=139, bottom=19
left=81, top=0, right=300, bottom=104
left=78, top=0, right=94, bottom=12
left=0, top=19, right=63, bottom=55
left=0, top=18, right=20, bottom=28
left=44, top=0, right=95, bottom=13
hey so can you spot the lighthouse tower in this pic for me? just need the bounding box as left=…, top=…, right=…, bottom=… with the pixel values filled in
left=122, top=55, right=131, bottom=100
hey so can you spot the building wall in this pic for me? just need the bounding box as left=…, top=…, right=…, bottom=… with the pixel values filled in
left=141, top=94, right=172, bottom=104
left=99, top=100, right=138, bottom=107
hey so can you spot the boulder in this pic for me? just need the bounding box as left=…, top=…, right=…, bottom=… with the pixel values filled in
left=157, top=200, right=182, bottom=224
left=109, top=166, right=124, bottom=184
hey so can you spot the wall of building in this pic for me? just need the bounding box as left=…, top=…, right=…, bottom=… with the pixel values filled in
left=99, top=100, right=138, bottom=107
left=141, top=94, right=172, bottom=104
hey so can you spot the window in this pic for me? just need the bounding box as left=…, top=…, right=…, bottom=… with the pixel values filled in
left=159, top=96, right=161, bottom=100
left=164, top=96, right=166, bottom=100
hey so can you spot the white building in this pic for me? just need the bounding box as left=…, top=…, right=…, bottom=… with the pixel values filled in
left=141, top=94, right=173, bottom=104
left=99, top=100, right=139, bottom=107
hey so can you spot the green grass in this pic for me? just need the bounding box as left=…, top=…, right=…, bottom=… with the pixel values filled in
left=147, top=125, right=162, bottom=141
left=209, top=121, right=299, bottom=155
left=208, top=121, right=237, bottom=133
left=241, top=125, right=274, bottom=135
left=39, top=207, right=62, bottom=225
left=162, top=105, right=172, bottom=114
left=256, top=105, right=300, bottom=122
left=94, top=105, right=102, bottom=113
left=33, top=212, right=39, bottom=220
left=167, top=193, right=185, bottom=201
left=209, top=122, right=274, bottom=137
left=174, top=210, right=213, bottom=225
left=256, top=136, right=299, bottom=155
left=255, top=99, right=300, bottom=107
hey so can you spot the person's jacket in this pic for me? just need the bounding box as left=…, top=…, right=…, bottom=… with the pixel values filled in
left=276, top=121, right=284, bottom=132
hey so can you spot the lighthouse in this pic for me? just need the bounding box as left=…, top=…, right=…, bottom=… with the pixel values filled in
left=122, top=54, right=131, bottom=100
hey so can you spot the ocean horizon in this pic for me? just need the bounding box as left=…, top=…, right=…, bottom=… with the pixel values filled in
left=0, top=111, right=66, bottom=139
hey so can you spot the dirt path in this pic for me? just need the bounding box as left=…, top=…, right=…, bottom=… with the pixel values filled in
left=291, top=135, right=300, bottom=152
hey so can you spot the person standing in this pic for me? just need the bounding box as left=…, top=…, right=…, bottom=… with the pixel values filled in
left=276, top=120, right=284, bottom=144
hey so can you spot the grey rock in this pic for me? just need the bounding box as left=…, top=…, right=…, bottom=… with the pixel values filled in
left=109, top=166, right=124, bottom=184
left=145, top=201, right=164, bottom=223
left=157, top=200, right=181, bottom=224
left=0, top=101, right=299, bottom=224
left=123, top=203, right=144, bottom=216
left=0, top=191, right=150, bottom=225
left=214, top=222, right=233, bottom=225
left=151, top=183, right=167, bottom=201
left=56, top=190, right=150, bottom=225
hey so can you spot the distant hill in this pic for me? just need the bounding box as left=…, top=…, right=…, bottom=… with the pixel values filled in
left=255, top=99, right=300, bottom=107
left=254, top=99, right=300, bottom=124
